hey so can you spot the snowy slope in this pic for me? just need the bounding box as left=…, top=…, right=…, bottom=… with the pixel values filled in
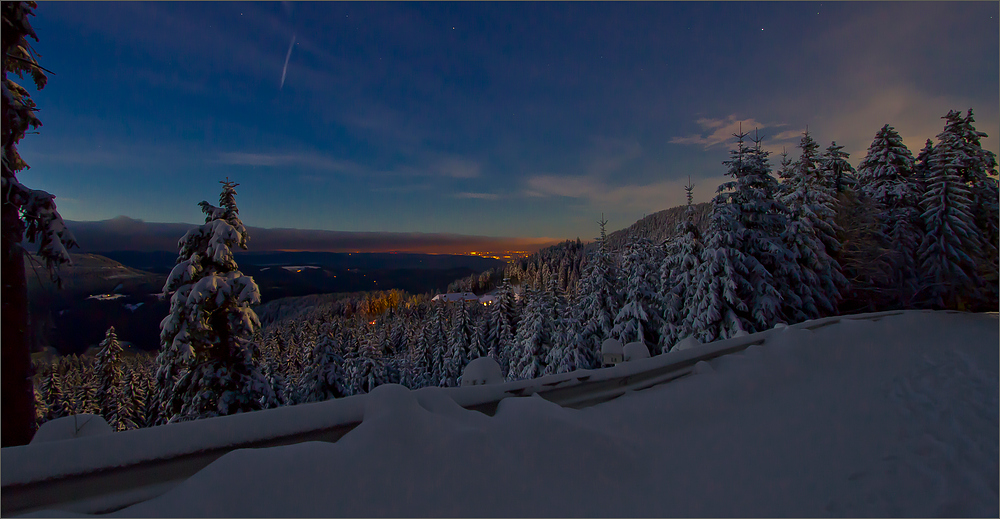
left=23, top=310, right=999, bottom=517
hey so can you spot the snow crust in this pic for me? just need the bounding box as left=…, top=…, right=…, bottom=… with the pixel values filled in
left=12, top=310, right=998, bottom=517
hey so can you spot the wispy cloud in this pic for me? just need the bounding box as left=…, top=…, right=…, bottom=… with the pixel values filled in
left=582, top=137, right=644, bottom=177
left=214, top=152, right=361, bottom=173
left=433, top=156, right=481, bottom=179
left=454, top=192, right=500, bottom=200
left=670, top=115, right=772, bottom=149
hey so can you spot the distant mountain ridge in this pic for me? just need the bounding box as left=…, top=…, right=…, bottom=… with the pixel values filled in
left=58, top=216, right=559, bottom=255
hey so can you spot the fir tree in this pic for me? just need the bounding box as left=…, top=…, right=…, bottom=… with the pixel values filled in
left=684, top=130, right=784, bottom=341
left=297, top=335, right=350, bottom=402
left=155, top=179, right=271, bottom=423
left=577, top=216, right=620, bottom=361
left=779, top=135, right=848, bottom=320
left=684, top=202, right=752, bottom=343
left=820, top=141, right=859, bottom=194
left=427, top=300, right=448, bottom=386
left=511, top=284, right=553, bottom=380
left=612, top=238, right=660, bottom=351
left=956, top=109, right=999, bottom=292
left=487, top=278, right=517, bottom=376
left=469, top=315, right=488, bottom=360
left=444, top=301, right=473, bottom=387
left=917, top=113, right=984, bottom=308
left=550, top=288, right=592, bottom=373
left=118, top=370, right=148, bottom=430
left=3, top=0, right=78, bottom=446
left=729, top=131, right=787, bottom=329
left=39, top=364, right=69, bottom=422
left=94, top=326, right=125, bottom=430
left=856, top=124, right=922, bottom=301
left=660, top=181, right=703, bottom=350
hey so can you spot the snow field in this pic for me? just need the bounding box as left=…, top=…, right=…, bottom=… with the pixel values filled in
left=25, top=310, right=992, bottom=517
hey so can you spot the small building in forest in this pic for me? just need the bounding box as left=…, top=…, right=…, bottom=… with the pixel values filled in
left=431, top=292, right=480, bottom=303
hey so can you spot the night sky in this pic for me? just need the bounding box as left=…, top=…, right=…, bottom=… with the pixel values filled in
left=16, top=2, right=999, bottom=244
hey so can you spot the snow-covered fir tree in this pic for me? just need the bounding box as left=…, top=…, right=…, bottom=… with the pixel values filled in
left=659, top=182, right=703, bottom=351
left=347, top=344, right=384, bottom=395
left=779, top=134, right=848, bottom=320
left=38, top=365, right=70, bottom=422
left=469, top=316, right=488, bottom=360
left=155, top=179, right=272, bottom=423
left=511, top=284, right=554, bottom=380
left=577, top=217, right=620, bottom=360
left=297, top=334, right=350, bottom=402
left=730, top=131, right=787, bottom=328
left=426, top=300, right=449, bottom=386
left=408, top=321, right=433, bottom=388
left=954, top=109, right=999, bottom=290
left=548, top=287, right=592, bottom=373
left=118, top=369, right=148, bottom=431
left=3, top=0, right=78, bottom=446
left=683, top=201, right=753, bottom=343
left=684, top=130, right=784, bottom=341
left=611, top=237, right=661, bottom=352
left=856, top=124, right=922, bottom=300
left=917, top=113, right=985, bottom=309
left=820, top=141, right=859, bottom=194
left=487, top=278, right=517, bottom=376
left=444, top=301, right=473, bottom=386
left=94, top=326, right=125, bottom=430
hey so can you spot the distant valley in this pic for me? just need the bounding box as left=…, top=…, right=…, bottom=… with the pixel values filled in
left=28, top=251, right=505, bottom=356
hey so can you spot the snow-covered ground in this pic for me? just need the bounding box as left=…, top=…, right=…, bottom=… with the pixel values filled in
left=24, top=310, right=999, bottom=517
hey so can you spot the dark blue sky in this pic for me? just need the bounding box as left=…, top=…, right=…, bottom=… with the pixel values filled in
left=17, top=1, right=999, bottom=242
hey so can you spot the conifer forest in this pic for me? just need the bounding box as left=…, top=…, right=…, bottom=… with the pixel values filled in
left=28, top=112, right=999, bottom=432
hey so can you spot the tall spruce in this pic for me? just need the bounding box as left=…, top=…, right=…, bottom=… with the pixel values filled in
left=511, top=284, right=554, bottom=380
left=2, top=1, right=78, bottom=446
left=779, top=133, right=848, bottom=320
left=820, top=141, right=859, bottom=194
left=487, top=278, right=517, bottom=377
left=445, top=301, right=473, bottom=387
left=917, top=112, right=984, bottom=308
left=956, top=109, right=999, bottom=293
left=856, top=124, right=922, bottom=301
left=155, top=180, right=271, bottom=422
left=684, top=129, right=785, bottom=341
left=659, top=181, right=703, bottom=350
left=297, top=334, right=350, bottom=402
left=94, top=327, right=125, bottom=430
left=577, top=216, right=620, bottom=359
left=612, top=237, right=660, bottom=351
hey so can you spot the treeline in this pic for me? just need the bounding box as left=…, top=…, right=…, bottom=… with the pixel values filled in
left=30, top=110, right=998, bottom=432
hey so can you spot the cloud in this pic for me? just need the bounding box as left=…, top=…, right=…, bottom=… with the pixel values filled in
left=214, top=152, right=362, bottom=173
left=670, top=115, right=772, bottom=149
left=582, top=137, right=644, bottom=177
left=433, top=156, right=481, bottom=179
left=454, top=192, right=500, bottom=200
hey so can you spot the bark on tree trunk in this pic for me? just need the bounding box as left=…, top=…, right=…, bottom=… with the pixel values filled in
left=2, top=205, right=35, bottom=447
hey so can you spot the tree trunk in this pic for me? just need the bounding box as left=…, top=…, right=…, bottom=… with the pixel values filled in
left=2, top=205, right=35, bottom=446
